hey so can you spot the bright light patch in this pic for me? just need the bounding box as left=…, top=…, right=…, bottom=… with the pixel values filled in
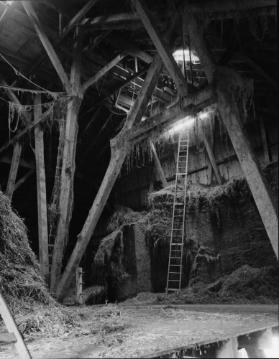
left=260, top=334, right=279, bottom=358
left=1, top=1, right=13, bottom=5
left=198, top=111, right=210, bottom=121
left=167, top=116, right=195, bottom=136
left=238, top=348, right=248, bottom=358
left=173, top=49, right=200, bottom=64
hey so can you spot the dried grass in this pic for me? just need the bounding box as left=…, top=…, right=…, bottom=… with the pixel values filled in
left=0, top=191, right=79, bottom=339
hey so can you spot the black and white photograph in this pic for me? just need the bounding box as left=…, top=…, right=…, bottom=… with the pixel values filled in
left=0, top=0, right=278, bottom=358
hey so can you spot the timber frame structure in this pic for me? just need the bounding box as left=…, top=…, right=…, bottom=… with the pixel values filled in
left=0, top=0, right=277, bottom=300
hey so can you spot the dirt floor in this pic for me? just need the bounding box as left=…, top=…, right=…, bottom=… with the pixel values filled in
left=0, top=304, right=278, bottom=358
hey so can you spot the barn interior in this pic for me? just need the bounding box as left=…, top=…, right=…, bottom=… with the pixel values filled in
left=0, top=0, right=278, bottom=358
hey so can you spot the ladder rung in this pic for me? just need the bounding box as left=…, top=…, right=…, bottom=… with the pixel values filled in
left=167, top=288, right=180, bottom=292
left=169, top=272, right=180, bottom=274
left=168, top=280, right=180, bottom=282
left=170, top=265, right=182, bottom=267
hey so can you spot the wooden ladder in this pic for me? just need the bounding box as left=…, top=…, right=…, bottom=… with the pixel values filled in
left=0, top=292, right=31, bottom=359
left=166, top=131, right=190, bottom=293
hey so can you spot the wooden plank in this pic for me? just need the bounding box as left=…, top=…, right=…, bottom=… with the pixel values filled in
left=185, top=10, right=278, bottom=258
left=0, top=293, right=31, bottom=359
left=55, top=55, right=163, bottom=300
left=5, top=142, right=22, bottom=200
left=132, top=0, right=188, bottom=96
left=34, top=94, right=49, bottom=278
left=81, top=54, right=126, bottom=94
left=22, top=1, right=70, bottom=92
left=149, top=139, right=168, bottom=187
left=62, top=0, right=100, bottom=38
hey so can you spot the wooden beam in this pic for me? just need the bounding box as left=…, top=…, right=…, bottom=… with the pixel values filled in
left=22, top=1, right=70, bottom=91
left=62, top=0, right=100, bottom=38
left=5, top=142, right=22, bottom=200
left=0, top=293, right=31, bottom=359
left=132, top=0, right=188, bottom=96
left=149, top=139, right=168, bottom=187
left=201, top=128, right=223, bottom=185
left=0, top=156, right=34, bottom=170
left=55, top=55, right=163, bottom=300
left=81, top=12, right=140, bottom=28
left=14, top=169, right=34, bottom=192
left=81, top=54, right=126, bottom=94
left=185, top=10, right=278, bottom=259
left=130, top=86, right=214, bottom=143
left=50, top=49, right=82, bottom=292
left=259, top=117, right=271, bottom=164
left=230, top=53, right=277, bottom=90
left=34, top=94, right=49, bottom=278
left=189, top=0, right=276, bottom=14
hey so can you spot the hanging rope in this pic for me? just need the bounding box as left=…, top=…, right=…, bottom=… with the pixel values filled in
left=0, top=51, right=65, bottom=97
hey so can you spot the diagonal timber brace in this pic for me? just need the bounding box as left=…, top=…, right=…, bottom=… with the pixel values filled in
left=184, top=8, right=278, bottom=259
left=55, top=55, right=163, bottom=300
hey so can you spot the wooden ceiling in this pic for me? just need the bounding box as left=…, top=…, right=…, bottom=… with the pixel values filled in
left=0, top=0, right=277, bottom=168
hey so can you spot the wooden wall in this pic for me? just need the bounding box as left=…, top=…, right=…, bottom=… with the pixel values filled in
left=115, top=116, right=278, bottom=210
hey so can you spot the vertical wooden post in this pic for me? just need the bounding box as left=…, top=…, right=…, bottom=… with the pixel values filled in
left=149, top=139, right=168, bottom=187
left=6, top=142, right=22, bottom=200
left=34, top=94, right=49, bottom=278
left=56, top=55, right=163, bottom=300
left=75, top=267, right=83, bottom=305
left=50, top=52, right=82, bottom=293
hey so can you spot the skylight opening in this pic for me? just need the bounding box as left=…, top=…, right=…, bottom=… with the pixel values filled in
left=173, top=49, right=200, bottom=64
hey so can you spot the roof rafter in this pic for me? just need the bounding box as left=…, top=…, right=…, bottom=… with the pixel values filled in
left=22, top=1, right=71, bottom=92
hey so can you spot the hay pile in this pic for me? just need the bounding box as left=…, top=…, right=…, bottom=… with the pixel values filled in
left=161, top=265, right=279, bottom=304
left=0, top=191, right=50, bottom=310
left=124, top=265, right=279, bottom=305
left=0, top=191, right=78, bottom=338
left=107, top=205, right=147, bottom=233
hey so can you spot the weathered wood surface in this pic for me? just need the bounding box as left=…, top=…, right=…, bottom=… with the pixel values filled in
left=201, top=128, right=222, bottom=185
left=22, top=1, right=70, bottom=91
left=34, top=94, right=49, bottom=278
left=82, top=54, right=126, bottom=93
left=5, top=142, right=22, bottom=200
left=50, top=54, right=82, bottom=292
left=185, top=9, right=278, bottom=259
left=0, top=293, right=31, bottom=359
left=56, top=55, right=163, bottom=300
left=133, top=0, right=187, bottom=96
left=149, top=139, right=168, bottom=187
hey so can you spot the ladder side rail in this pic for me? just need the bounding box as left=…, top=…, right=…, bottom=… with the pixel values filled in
left=166, top=135, right=181, bottom=292
left=0, top=292, right=32, bottom=359
left=179, top=131, right=190, bottom=289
